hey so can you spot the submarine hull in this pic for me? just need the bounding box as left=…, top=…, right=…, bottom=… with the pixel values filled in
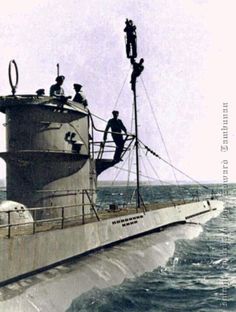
left=0, top=199, right=223, bottom=285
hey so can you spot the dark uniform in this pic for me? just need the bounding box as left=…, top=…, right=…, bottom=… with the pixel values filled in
left=124, top=19, right=137, bottom=58
left=73, top=84, right=88, bottom=106
left=49, top=76, right=65, bottom=97
left=73, top=93, right=83, bottom=103
left=103, top=113, right=127, bottom=161
left=49, top=76, right=71, bottom=110
left=130, top=58, right=144, bottom=91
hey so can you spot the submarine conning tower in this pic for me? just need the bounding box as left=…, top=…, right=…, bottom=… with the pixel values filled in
left=0, top=95, right=97, bottom=218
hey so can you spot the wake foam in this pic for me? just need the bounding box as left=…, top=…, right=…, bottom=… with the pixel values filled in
left=0, top=222, right=204, bottom=312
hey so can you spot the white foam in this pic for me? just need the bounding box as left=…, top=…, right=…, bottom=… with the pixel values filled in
left=0, top=211, right=221, bottom=312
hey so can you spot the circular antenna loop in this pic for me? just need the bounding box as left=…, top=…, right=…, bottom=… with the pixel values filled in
left=8, top=60, right=19, bottom=96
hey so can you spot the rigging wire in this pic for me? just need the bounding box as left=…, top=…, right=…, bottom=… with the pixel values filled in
left=113, top=65, right=132, bottom=110
left=88, top=66, right=131, bottom=147
left=111, top=153, right=130, bottom=186
left=160, top=156, right=209, bottom=190
left=90, top=115, right=209, bottom=195
left=90, top=112, right=107, bottom=123
left=125, top=147, right=136, bottom=205
left=139, top=140, right=210, bottom=190
left=89, top=69, right=210, bottom=198
left=126, top=147, right=135, bottom=187
left=143, top=149, right=176, bottom=204
left=89, top=68, right=131, bottom=122
left=113, top=165, right=158, bottom=181
left=139, top=148, right=155, bottom=200
left=126, top=101, right=135, bottom=188
left=140, top=76, right=186, bottom=201
left=145, top=153, right=199, bottom=200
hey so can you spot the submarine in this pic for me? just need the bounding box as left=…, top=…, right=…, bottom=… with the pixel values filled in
left=0, top=21, right=224, bottom=286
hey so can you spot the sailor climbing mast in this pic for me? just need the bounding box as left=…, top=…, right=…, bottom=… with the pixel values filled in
left=124, top=19, right=144, bottom=209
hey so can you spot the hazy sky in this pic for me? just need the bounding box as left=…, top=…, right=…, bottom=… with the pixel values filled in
left=0, top=0, right=235, bottom=183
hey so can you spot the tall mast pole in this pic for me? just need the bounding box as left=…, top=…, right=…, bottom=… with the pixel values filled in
left=133, top=85, right=141, bottom=209
left=124, top=18, right=144, bottom=210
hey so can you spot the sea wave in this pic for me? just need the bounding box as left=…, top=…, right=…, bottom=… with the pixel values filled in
left=0, top=184, right=235, bottom=312
left=66, top=186, right=235, bottom=312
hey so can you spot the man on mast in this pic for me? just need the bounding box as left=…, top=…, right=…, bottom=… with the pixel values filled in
left=125, top=19, right=144, bottom=209
left=102, top=111, right=127, bottom=162
left=130, top=57, right=144, bottom=91
left=124, top=19, right=137, bottom=58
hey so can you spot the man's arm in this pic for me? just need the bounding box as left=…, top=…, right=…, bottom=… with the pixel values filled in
left=120, top=120, right=127, bottom=134
left=130, top=57, right=135, bottom=65
left=81, top=92, right=88, bottom=106
left=103, top=121, right=111, bottom=142
left=50, top=85, right=65, bottom=97
left=49, top=85, right=55, bottom=97
left=60, top=87, right=65, bottom=96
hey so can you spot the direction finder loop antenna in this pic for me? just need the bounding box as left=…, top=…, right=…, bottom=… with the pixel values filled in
left=8, top=60, right=19, bottom=96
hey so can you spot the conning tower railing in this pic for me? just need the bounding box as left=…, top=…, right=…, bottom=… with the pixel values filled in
left=88, top=112, right=135, bottom=175
left=0, top=189, right=98, bottom=239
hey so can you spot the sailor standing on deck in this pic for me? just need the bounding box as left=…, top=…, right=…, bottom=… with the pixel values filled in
left=102, top=111, right=127, bottom=162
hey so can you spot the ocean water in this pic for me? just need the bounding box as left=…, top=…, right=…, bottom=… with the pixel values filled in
left=96, top=183, right=222, bottom=209
left=65, top=184, right=235, bottom=312
left=0, top=184, right=235, bottom=312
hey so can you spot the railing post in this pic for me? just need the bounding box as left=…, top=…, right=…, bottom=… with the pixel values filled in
left=85, top=189, right=100, bottom=221
left=82, top=190, right=85, bottom=224
left=61, top=207, right=64, bottom=229
left=197, top=190, right=199, bottom=201
left=33, top=209, right=36, bottom=234
left=7, top=211, right=11, bottom=238
left=211, top=190, right=214, bottom=200
left=92, top=121, right=94, bottom=159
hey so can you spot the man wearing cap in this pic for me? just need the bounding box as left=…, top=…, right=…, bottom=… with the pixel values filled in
left=50, top=75, right=72, bottom=111
left=50, top=75, right=65, bottom=97
left=103, top=111, right=127, bottom=161
left=73, top=84, right=88, bottom=107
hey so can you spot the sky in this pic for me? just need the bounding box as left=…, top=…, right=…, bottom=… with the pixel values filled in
left=0, top=0, right=235, bottom=184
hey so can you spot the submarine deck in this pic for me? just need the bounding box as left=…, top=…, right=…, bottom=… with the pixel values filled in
left=0, top=199, right=204, bottom=238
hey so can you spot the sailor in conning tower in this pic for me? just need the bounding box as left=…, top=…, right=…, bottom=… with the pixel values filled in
left=50, top=75, right=65, bottom=97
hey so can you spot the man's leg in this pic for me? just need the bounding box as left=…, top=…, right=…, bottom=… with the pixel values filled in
left=113, top=135, right=124, bottom=161
left=126, top=42, right=131, bottom=58
left=131, top=38, right=137, bottom=58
